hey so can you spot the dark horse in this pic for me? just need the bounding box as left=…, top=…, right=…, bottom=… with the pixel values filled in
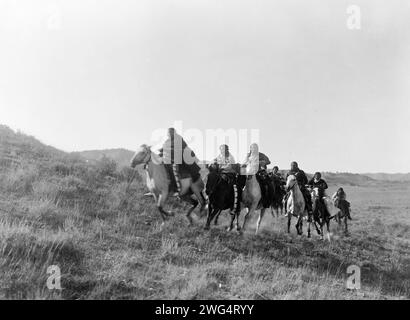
left=269, top=174, right=286, bottom=217
left=308, top=187, right=334, bottom=239
left=334, top=199, right=350, bottom=235
left=204, top=164, right=242, bottom=231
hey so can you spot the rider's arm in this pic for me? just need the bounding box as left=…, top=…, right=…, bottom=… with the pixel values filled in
left=322, top=180, right=328, bottom=190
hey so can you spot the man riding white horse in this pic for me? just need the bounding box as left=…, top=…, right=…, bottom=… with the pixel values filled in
left=242, top=143, right=272, bottom=208
left=285, top=161, right=313, bottom=217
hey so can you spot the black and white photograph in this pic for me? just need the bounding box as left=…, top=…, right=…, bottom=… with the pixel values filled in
left=0, top=0, right=409, bottom=307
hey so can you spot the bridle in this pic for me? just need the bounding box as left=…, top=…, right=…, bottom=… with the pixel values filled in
left=141, top=148, right=152, bottom=170
left=287, top=178, right=298, bottom=192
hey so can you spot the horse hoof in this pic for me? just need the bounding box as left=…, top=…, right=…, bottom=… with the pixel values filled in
left=204, top=225, right=210, bottom=231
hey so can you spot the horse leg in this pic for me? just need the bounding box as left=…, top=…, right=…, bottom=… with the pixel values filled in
left=214, top=210, right=222, bottom=225
left=337, top=211, right=342, bottom=229
left=287, top=214, right=291, bottom=233
left=296, top=216, right=303, bottom=235
left=157, top=192, right=172, bottom=221
left=255, top=208, right=266, bottom=235
left=181, top=194, right=198, bottom=225
left=326, top=218, right=331, bottom=241
left=320, top=222, right=324, bottom=240
left=344, top=216, right=348, bottom=235
left=307, top=220, right=311, bottom=238
left=242, top=207, right=253, bottom=232
left=227, top=211, right=235, bottom=232
left=205, top=205, right=216, bottom=230
left=191, top=183, right=206, bottom=216
left=235, top=209, right=241, bottom=232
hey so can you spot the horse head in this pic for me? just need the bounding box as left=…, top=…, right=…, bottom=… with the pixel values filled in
left=285, top=174, right=298, bottom=192
left=130, top=144, right=152, bottom=168
left=306, top=186, right=319, bottom=200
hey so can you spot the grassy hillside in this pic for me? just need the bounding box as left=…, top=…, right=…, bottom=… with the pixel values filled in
left=0, top=125, right=409, bottom=300
left=74, top=149, right=135, bottom=168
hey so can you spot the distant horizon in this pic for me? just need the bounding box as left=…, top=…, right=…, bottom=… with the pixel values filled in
left=2, top=122, right=409, bottom=176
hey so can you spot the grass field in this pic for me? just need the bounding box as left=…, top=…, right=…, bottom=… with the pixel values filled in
left=0, top=125, right=409, bottom=300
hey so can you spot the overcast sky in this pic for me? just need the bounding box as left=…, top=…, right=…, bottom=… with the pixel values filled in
left=1, top=0, right=409, bottom=173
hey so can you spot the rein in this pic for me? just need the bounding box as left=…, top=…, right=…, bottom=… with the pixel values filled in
left=142, top=149, right=152, bottom=169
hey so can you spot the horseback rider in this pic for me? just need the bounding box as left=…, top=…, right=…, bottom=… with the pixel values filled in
left=308, top=172, right=330, bottom=218
left=332, top=187, right=352, bottom=220
left=211, top=144, right=238, bottom=185
left=159, top=128, right=201, bottom=194
left=242, top=143, right=273, bottom=208
left=271, top=166, right=286, bottom=187
left=285, top=161, right=313, bottom=216
left=212, top=144, right=236, bottom=173
left=308, top=172, right=328, bottom=198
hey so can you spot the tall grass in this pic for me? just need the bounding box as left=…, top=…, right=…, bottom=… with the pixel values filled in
left=0, top=125, right=409, bottom=299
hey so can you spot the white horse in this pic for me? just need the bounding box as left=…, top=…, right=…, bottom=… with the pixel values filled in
left=285, top=175, right=307, bottom=235
left=130, top=144, right=206, bottom=224
left=240, top=173, right=267, bottom=235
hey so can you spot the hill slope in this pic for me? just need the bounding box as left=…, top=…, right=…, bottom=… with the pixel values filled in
left=0, top=124, right=409, bottom=300
left=74, top=149, right=135, bottom=168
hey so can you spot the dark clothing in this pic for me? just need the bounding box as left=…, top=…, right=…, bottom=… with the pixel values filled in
left=159, top=134, right=201, bottom=185
left=164, top=164, right=179, bottom=193
left=308, top=178, right=328, bottom=198
left=286, top=169, right=308, bottom=187
left=258, top=152, right=271, bottom=170
left=257, top=153, right=272, bottom=208
left=308, top=178, right=329, bottom=219
left=271, top=173, right=286, bottom=188
left=256, top=170, right=273, bottom=208
left=336, top=189, right=346, bottom=201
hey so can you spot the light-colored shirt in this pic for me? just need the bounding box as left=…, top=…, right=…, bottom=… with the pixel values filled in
left=214, top=153, right=236, bottom=173
left=243, top=153, right=260, bottom=175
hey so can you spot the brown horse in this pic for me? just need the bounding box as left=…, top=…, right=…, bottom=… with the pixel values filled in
left=130, top=144, right=206, bottom=224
